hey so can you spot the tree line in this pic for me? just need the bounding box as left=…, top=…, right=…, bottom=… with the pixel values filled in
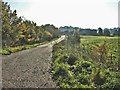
left=59, top=26, right=120, bottom=36
left=98, top=27, right=120, bottom=36
left=2, top=2, right=61, bottom=49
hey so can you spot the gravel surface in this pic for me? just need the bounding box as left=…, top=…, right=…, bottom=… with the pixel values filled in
left=2, top=35, right=65, bottom=88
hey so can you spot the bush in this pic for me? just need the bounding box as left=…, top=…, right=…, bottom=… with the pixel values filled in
left=81, top=61, right=92, bottom=68
left=102, top=78, right=120, bottom=89
left=93, top=70, right=106, bottom=85
left=78, top=74, right=90, bottom=85
left=58, top=55, right=68, bottom=64
left=67, top=54, right=78, bottom=65
left=53, top=67, right=68, bottom=80
left=74, top=65, right=82, bottom=74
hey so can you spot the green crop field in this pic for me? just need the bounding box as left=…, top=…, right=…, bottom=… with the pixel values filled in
left=52, top=36, right=120, bottom=89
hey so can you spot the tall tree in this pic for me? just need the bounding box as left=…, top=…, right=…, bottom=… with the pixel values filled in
left=118, top=28, right=120, bottom=36
left=2, top=1, right=61, bottom=48
left=104, top=28, right=110, bottom=36
left=113, top=29, right=118, bottom=36
left=2, top=2, right=12, bottom=47
left=98, top=27, right=103, bottom=36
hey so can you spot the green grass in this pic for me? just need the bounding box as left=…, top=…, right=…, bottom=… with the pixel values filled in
left=1, top=37, right=60, bottom=55
left=0, top=43, right=39, bottom=55
left=81, top=36, right=119, bottom=44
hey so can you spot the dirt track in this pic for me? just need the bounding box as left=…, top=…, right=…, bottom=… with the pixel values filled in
left=2, top=35, right=65, bottom=88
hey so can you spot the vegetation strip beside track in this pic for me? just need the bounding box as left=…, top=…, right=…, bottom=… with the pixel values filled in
left=52, top=36, right=120, bottom=89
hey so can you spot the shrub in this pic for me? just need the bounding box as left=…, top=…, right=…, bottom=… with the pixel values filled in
left=102, top=78, right=120, bottom=89
left=81, top=61, right=92, bottom=68
left=53, top=67, right=68, bottom=80
left=93, top=70, right=106, bottom=85
left=78, top=74, right=90, bottom=85
left=58, top=55, right=68, bottom=64
left=74, top=65, right=82, bottom=74
left=67, top=54, right=78, bottom=65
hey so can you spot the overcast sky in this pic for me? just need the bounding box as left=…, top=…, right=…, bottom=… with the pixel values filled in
left=4, top=0, right=119, bottom=29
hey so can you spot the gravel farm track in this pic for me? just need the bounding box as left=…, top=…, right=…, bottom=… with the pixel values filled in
left=2, top=35, right=65, bottom=88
